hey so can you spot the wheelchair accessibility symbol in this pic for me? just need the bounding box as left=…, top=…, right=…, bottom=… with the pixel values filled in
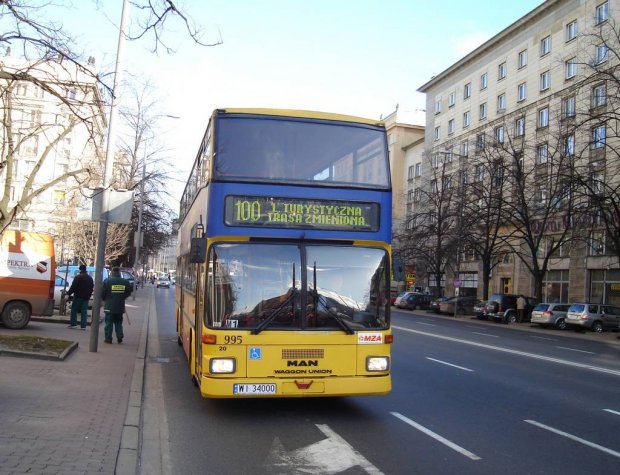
left=249, top=347, right=262, bottom=360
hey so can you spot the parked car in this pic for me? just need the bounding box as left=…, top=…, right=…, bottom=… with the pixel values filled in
left=54, top=274, right=69, bottom=309
left=473, top=300, right=486, bottom=318
left=396, top=292, right=432, bottom=311
left=439, top=296, right=483, bottom=316
left=393, top=292, right=412, bottom=307
left=482, top=293, right=537, bottom=324
left=429, top=297, right=450, bottom=314
left=565, top=303, right=620, bottom=333
left=57, top=265, right=109, bottom=309
left=156, top=277, right=171, bottom=289
left=530, top=303, right=571, bottom=330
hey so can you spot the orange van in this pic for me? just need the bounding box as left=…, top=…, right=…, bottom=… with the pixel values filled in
left=0, top=230, right=55, bottom=329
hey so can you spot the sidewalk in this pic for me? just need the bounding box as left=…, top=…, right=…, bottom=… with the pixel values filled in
left=0, top=287, right=152, bottom=475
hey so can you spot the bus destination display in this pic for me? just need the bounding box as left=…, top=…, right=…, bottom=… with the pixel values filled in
left=225, top=195, right=380, bottom=232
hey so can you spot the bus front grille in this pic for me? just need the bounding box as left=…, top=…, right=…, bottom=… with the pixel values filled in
left=282, top=349, right=324, bottom=359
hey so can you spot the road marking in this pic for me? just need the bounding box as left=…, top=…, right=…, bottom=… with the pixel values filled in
left=603, top=409, right=620, bottom=416
left=264, top=424, right=383, bottom=474
left=391, top=412, right=481, bottom=461
left=556, top=346, right=596, bottom=355
left=530, top=335, right=556, bottom=341
left=472, top=332, right=499, bottom=338
left=426, top=357, right=473, bottom=372
left=392, top=325, right=620, bottom=377
left=415, top=322, right=436, bottom=327
left=525, top=420, right=620, bottom=458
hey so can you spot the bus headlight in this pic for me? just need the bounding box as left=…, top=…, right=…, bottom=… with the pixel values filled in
left=366, top=356, right=389, bottom=372
left=210, top=358, right=236, bottom=374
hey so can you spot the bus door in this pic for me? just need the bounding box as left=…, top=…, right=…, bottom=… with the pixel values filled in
left=195, top=262, right=205, bottom=379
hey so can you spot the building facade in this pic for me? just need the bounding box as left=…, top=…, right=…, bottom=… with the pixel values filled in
left=414, top=0, right=620, bottom=304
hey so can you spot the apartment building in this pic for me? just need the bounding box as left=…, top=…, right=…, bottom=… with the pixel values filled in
left=415, top=0, right=620, bottom=304
left=0, top=55, right=107, bottom=260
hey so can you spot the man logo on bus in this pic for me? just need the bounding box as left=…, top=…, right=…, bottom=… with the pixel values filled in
left=36, top=261, right=47, bottom=273
left=287, top=360, right=319, bottom=367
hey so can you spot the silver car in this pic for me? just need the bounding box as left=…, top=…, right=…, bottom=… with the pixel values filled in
left=566, top=303, right=620, bottom=333
left=530, top=303, right=570, bottom=330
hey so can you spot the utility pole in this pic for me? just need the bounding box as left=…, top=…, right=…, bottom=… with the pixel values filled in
left=90, top=0, right=130, bottom=352
left=132, top=154, right=146, bottom=300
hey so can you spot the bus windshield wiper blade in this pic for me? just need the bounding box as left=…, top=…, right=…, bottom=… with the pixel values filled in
left=252, top=290, right=298, bottom=335
left=326, top=305, right=355, bottom=335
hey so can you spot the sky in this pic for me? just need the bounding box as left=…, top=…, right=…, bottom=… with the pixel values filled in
left=49, top=0, right=545, bottom=205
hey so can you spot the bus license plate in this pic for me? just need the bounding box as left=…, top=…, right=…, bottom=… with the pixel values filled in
left=233, top=383, right=277, bottom=395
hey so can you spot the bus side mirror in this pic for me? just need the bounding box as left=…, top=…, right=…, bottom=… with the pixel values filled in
left=190, top=238, right=207, bottom=263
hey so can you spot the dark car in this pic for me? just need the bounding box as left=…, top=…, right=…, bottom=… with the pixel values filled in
left=439, top=296, right=484, bottom=316
left=396, top=292, right=432, bottom=311
left=482, top=293, right=537, bottom=324
left=429, top=297, right=450, bottom=314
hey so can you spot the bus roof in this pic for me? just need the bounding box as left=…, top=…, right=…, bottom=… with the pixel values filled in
left=215, top=108, right=384, bottom=127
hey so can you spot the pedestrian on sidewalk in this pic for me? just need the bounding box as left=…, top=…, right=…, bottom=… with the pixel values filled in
left=66, top=264, right=94, bottom=330
left=517, top=295, right=526, bottom=323
left=101, top=267, right=132, bottom=344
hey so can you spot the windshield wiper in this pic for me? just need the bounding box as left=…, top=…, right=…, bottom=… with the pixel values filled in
left=311, top=262, right=354, bottom=334
left=252, top=264, right=297, bottom=335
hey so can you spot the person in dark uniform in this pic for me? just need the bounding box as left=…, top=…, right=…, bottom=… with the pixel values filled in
left=66, top=264, right=94, bottom=330
left=101, top=267, right=132, bottom=344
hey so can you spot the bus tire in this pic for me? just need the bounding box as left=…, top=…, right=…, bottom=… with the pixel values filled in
left=1, top=302, right=31, bottom=329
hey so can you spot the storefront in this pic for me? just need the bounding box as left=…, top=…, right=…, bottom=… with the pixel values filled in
left=543, top=270, right=569, bottom=303
left=590, top=269, right=620, bottom=306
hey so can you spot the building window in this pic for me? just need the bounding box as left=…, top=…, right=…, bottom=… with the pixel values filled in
left=538, top=107, right=549, bottom=128
left=592, top=83, right=607, bottom=108
left=495, top=126, right=505, bottom=144
left=517, top=82, right=527, bottom=101
left=592, top=125, right=606, bottom=149
left=479, top=102, right=487, bottom=120
left=475, top=164, right=484, bottom=182
left=463, top=111, right=471, bottom=128
left=515, top=117, right=525, bottom=137
left=434, top=126, right=441, bottom=141
left=596, top=2, right=609, bottom=25
left=435, top=100, right=441, bottom=114
left=476, top=133, right=485, bottom=151
left=596, top=44, right=608, bottom=64
left=53, top=190, right=66, bottom=204
left=566, top=20, right=578, bottom=41
left=431, top=154, right=438, bottom=168
left=540, top=35, right=551, bottom=56
left=460, top=169, right=468, bottom=186
left=518, top=49, right=528, bottom=69
left=591, top=172, right=605, bottom=196
left=448, top=92, right=456, bottom=108
left=430, top=179, right=438, bottom=193
left=480, top=72, right=488, bottom=90
left=562, top=95, right=576, bottom=118
left=537, top=143, right=549, bottom=164
left=498, top=62, right=507, bottom=80
left=564, top=134, right=575, bottom=157
left=565, top=58, right=577, bottom=79
left=540, top=70, right=550, bottom=91
left=408, top=165, right=415, bottom=180
left=464, top=82, right=472, bottom=99
left=448, top=119, right=455, bottom=135
left=590, top=230, right=606, bottom=256
left=460, top=140, right=469, bottom=157
left=497, top=93, right=506, bottom=111
left=414, top=162, right=421, bottom=177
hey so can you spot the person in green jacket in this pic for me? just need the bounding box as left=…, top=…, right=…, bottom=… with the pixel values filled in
left=101, top=267, right=132, bottom=344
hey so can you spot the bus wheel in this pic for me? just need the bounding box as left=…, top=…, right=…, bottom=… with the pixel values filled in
left=1, top=302, right=31, bottom=329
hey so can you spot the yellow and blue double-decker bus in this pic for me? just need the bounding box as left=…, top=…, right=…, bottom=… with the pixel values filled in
left=176, top=108, right=392, bottom=398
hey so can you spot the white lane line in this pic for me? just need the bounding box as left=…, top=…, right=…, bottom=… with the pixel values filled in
left=391, top=412, right=481, bottom=461
left=392, top=325, right=620, bottom=377
left=415, top=322, right=436, bottom=327
left=603, top=409, right=620, bottom=416
left=556, top=346, right=596, bottom=355
left=472, top=332, right=499, bottom=338
left=426, top=357, right=473, bottom=372
left=530, top=336, right=556, bottom=341
left=525, top=420, right=620, bottom=458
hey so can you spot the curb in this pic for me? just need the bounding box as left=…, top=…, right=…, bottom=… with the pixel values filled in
left=0, top=341, right=79, bottom=361
left=115, top=290, right=151, bottom=475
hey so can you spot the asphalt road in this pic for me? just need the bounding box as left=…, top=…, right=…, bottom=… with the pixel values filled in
left=140, top=291, right=620, bottom=475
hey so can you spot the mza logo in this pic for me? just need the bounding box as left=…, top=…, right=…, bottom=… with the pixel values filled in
left=287, top=360, right=318, bottom=367
left=358, top=332, right=383, bottom=344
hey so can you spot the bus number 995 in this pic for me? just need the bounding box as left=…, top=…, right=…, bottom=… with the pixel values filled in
left=234, top=200, right=261, bottom=222
left=224, top=335, right=243, bottom=344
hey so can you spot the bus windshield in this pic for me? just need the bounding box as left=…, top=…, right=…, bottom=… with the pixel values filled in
left=207, top=243, right=389, bottom=331
left=214, top=115, right=389, bottom=188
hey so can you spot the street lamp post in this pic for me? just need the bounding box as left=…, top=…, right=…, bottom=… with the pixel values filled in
left=131, top=154, right=146, bottom=300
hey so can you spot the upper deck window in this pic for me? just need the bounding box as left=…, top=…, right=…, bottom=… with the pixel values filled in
left=214, top=115, right=390, bottom=189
